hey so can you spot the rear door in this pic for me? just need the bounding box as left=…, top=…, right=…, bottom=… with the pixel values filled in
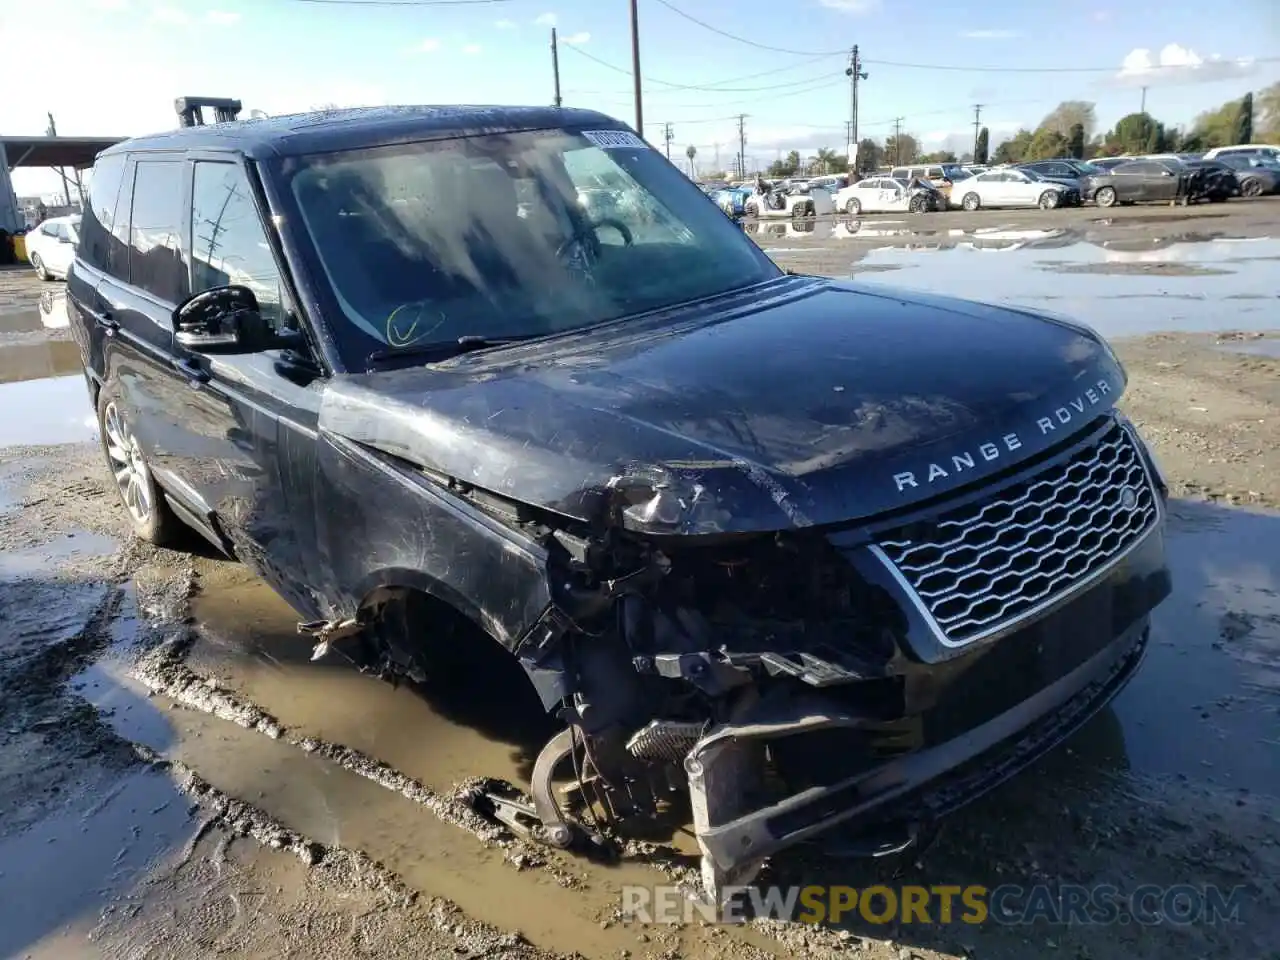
left=66, top=152, right=129, bottom=391
left=96, top=155, right=195, bottom=484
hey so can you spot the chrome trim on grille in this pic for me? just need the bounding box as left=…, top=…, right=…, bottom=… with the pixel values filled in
left=871, top=422, right=1163, bottom=649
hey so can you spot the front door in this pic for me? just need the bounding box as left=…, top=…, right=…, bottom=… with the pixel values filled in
left=159, top=156, right=328, bottom=619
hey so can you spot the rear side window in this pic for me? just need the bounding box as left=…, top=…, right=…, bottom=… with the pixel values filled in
left=79, top=153, right=128, bottom=276
left=190, top=161, right=286, bottom=330
left=128, top=160, right=187, bottom=303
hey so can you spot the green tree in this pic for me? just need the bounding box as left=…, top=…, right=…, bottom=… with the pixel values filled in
left=974, top=127, right=989, bottom=164
left=1236, top=92, right=1254, bottom=144
left=813, top=147, right=839, bottom=173
left=1026, top=127, right=1070, bottom=160
left=1067, top=123, right=1085, bottom=159
left=1104, top=112, right=1170, bottom=155
left=992, top=129, right=1033, bottom=164
left=1258, top=82, right=1280, bottom=142
left=855, top=138, right=883, bottom=171
left=1038, top=101, right=1098, bottom=140
left=767, top=150, right=802, bottom=177
left=883, top=132, right=919, bottom=165
left=919, top=150, right=958, bottom=163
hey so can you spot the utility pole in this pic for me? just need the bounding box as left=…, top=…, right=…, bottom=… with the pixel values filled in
left=891, top=117, right=904, bottom=165
left=845, top=45, right=867, bottom=168
left=972, top=104, right=983, bottom=160
left=1140, top=85, right=1148, bottom=113
left=662, top=122, right=673, bottom=160
left=736, top=114, right=748, bottom=179
left=629, top=0, right=643, bottom=133
left=550, top=28, right=562, bottom=108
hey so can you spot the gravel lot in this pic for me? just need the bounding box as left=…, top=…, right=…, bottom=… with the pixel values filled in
left=1, top=198, right=1277, bottom=960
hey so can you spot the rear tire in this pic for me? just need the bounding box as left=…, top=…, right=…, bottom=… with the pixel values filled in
left=31, top=252, right=52, bottom=281
left=845, top=197, right=861, bottom=216
left=962, top=192, right=981, bottom=211
left=96, top=381, right=184, bottom=547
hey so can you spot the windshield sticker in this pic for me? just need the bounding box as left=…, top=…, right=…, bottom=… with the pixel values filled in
left=582, top=130, right=648, bottom=150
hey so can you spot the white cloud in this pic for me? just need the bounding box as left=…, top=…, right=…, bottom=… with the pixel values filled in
left=817, top=0, right=879, bottom=12
left=1115, top=44, right=1255, bottom=87
left=534, top=12, right=556, bottom=26
left=417, top=37, right=441, bottom=53
left=151, top=5, right=191, bottom=24
left=960, top=29, right=1019, bottom=39
left=89, top=0, right=130, bottom=10
left=205, top=9, right=241, bottom=25
left=1092, top=10, right=1111, bottom=21
left=562, top=31, right=590, bottom=45
left=494, top=18, right=516, bottom=28
left=462, top=43, right=482, bottom=55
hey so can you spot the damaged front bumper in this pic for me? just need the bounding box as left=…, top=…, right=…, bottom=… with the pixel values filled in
left=688, top=618, right=1149, bottom=897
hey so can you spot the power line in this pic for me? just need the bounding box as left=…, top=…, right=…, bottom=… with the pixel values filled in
left=627, top=3, right=1275, bottom=75
left=286, top=0, right=515, bottom=5
left=649, top=0, right=844, bottom=56
left=861, top=54, right=1280, bottom=74
left=559, top=44, right=840, bottom=93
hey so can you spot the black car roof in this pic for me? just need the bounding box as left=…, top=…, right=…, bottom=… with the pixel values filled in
left=101, top=105, right=625, bottom=161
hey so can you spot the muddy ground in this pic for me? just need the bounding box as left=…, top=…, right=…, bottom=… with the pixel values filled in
left=1, top=199, right=1278, bottom=960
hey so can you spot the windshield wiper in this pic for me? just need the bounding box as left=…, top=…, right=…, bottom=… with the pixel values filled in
left=366, top=334, right=540, bottom=367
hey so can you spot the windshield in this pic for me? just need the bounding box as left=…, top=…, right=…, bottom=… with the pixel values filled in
left=279, top=127, right=778, bottom=366
left=940, top=164, right=969, bottom=180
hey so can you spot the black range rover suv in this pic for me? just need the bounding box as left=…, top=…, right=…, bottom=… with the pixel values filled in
left=66, top=104, right=1171, bottom=901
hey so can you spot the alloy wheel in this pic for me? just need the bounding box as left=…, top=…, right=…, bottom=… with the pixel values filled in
left=103, top=402, right=153, bottom=525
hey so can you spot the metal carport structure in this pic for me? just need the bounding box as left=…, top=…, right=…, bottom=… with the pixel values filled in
left=1, top=135, right=125, bottom=231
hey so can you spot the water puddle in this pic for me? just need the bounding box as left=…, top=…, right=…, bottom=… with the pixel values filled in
left=1110, top=500, right=1280, bottom=797
left=0, top=530, right=117, bottom=581
left=849, top=235, right=1280, bottom=338
left=187, top=564, right=550, bottom=790
left=0, top=769, right=195, bottom=959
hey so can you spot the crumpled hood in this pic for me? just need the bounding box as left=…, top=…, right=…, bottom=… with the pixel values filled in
left=319, top=276, right=1125, bottom=534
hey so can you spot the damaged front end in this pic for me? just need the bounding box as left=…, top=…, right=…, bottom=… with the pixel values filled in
left=490, top=415, right=1169, bottom=903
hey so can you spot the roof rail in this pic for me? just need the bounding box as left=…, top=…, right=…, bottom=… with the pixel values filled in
left=174, top=96, right=243, bottom=128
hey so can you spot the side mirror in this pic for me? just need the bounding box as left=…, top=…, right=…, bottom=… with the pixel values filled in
left=173, top=285, right=303, bottom=354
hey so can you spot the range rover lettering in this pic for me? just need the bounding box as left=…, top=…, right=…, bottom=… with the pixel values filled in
left=66, top=101, right=1171, bottom=901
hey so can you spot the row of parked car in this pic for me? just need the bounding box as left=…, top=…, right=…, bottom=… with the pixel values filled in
left=701, top=143, right=1280, bottom=220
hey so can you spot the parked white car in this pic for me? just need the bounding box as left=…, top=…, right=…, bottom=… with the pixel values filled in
left=25, top=215, right=81, bottom=280
left=834, top=176, right=940, bottom=215
left=952, top=169, right=1076, bottom=211
left=1203, top=144, right=1280, bottom=162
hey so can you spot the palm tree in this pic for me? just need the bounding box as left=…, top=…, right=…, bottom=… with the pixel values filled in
left=814, top=147, right=838, bottom=174
left=685, top=145, right=697, bottom=177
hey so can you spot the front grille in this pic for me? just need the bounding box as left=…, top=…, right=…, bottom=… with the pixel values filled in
left=875, top=422, right=1158, bottom=646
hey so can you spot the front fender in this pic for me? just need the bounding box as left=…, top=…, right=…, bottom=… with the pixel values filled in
left=315, top=431, right=552, bottom=650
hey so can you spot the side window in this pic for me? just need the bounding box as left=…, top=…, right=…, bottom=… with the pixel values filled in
left=190, top=161, right=286, bottom=330
left=41, top=222, right=59, bottom=236
left=926, top=167, right=943, bottom=179
left=53, top=223, right=70, bottom=241
left=128, top=160, right=187, bottom=303
left=79, top=153, right=128, bottom=276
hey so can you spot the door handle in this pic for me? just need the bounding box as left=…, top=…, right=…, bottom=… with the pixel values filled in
left=96, top=309, right=120, bottom=337
left=171, top=356, right=211, bottom=385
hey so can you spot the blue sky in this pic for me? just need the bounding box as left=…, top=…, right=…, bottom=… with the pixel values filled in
left=4, top=0, right=1277, bottom=192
